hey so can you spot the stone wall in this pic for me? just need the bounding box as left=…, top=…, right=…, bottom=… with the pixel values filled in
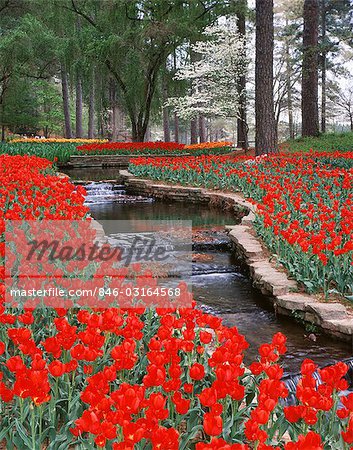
left=59, top=153, right=191, bottom=169
left=121, top=170, right=252, bottom=219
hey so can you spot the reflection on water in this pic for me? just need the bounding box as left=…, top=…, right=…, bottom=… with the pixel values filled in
left=89, top=197, right=237, bottom=228
left=72, top=175, right=352, bottom=373
left=191, top=262, right=351, bottom=370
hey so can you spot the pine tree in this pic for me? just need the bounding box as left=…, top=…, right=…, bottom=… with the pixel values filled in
left=255, top=0, right=278, bottom=154
left=302, top=0, right=319, bottom=137
left=319, top=0, right=353, bottom=132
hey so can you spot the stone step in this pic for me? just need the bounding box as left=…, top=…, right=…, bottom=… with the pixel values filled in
left=306, top=303, right=348, bottom=322
left=256, top=281, right=295, bottom=297
left=276, top=293, right=317, bottom=312
left=229, top=230, right=264, bottom=257
left=321, top=318, right=353, bottom=335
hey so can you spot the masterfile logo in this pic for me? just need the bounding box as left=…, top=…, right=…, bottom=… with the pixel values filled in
left=4, top=219, right=193, bottom=309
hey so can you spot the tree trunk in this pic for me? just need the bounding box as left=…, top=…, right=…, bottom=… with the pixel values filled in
left=199, top=116, right=206, bottom=143
left=162, top=107, right=170, bottom=141
left=132, top=123, right=147, bottom=142
left=190, top=119, right=198, bottom=144
left=97, top=109, right=103, bottom=139
left=285, top=19, right=295, bottom=140
left=145, top=125, right=151, bottom=141
left=302, top=0, right=319, bottom=137
left=321, top=0, right=327, bottom=133
left=131, top=124, right=138, bottom=142
left=75, top=16, right=83, bottom=138
left=99, top=121, right=104, bottom=138
left=96, top=74, right=104, bottom=139
left=112, top=105, right=118, bottom=141
left=75, top=73, right=83, bottom=138
left=255, top=0, right=278, bottom=155
left=88, top=68, right=95, bottom=139
left=110, top=81, right=118, bottom=141
left=209, top=121, right=215, bottom=141
left=189, top=43, right=199, bottom=145
left=321, top=55, right=326, bottom=133
left=237, top=0, right=249, bottom=150
left=350, top=114, right=353, bottom=131
left=162, top=74, right=171, bottom=142
left=172, top=48, right=179, bottom=143
left=61, top=64, right=72, bottom=139
left=131, top=103, right=152, bottom=142
left=237, top=81, right=248, bottom=149
left=43, top=101, right=50, bottom=137
left=174, top=112, right=179, bottom=142
left=96, top=71, right=103, bottom=138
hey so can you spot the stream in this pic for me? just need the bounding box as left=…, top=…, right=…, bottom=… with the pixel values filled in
left=66, top=171, right=352, bottom=375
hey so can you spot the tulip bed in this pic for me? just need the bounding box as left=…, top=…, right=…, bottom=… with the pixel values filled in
left=129, top=151, right=353, bottom=298
left=2, top=154, right=353, bottom=449
left=0, top=141, right=234, bottom=164
left=76, top=141, right=234, bottom=157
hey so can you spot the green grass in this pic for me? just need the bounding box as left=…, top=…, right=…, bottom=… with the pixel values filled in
left=281, top=131, right=353, bottom=153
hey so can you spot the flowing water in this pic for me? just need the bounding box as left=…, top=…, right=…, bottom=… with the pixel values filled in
left=66, top=172, right=352, bottom=375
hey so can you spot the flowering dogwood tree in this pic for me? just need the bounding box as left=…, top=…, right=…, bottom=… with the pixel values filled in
left=167, top=20, right=248, bottom=120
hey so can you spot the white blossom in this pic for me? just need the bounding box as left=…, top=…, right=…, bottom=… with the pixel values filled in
left=167, top=20, right=248, bottom=120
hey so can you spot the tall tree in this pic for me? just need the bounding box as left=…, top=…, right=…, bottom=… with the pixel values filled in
left=302, top=0, right=319, bottom=137
left=0, top=6, right=57, bottom=139
left=285, top=19, right=295, bottom=139
left=75, top=73, right=83, bottom=137
left=88, top=67, right=95, bottom=138
left=189, top=44, right=200, bottom=145
left=319, top=0, right=353, bottom=133
left=255, top=0, right=278, bottom=154
left=162, top=71, right=171, bottom=142
left=273, top=9, right=302, bottom=140
left=61, top=64, right=72, bottom=138
left=110, top=80, right=118, bottom=141
left=236, top=0, right=248, bottom=149
left=199, top=115, right=206, bottom=142
left=174, top=112, right=179, bottom=142
left=172, top=48, right=180, bottom=143
left=320, top=0, right=327, bottom=133
left=62, top=1, right=229, bottom=142
left=36, top=80, right=64, bottom=137
left=190, top=118, right=198, bottom=144
left=328, top=83, right=353, bottom=131
left=74, top=18, right=83, bottom=138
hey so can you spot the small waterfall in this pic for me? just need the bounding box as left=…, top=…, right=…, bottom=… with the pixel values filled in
left=282, top=371, right=322, bottom=406
left=282, top=373, right=302, bottom=406
left=83, top=182, right=153, bottom=205
left=343, top=357, right=353, bottom=387
left=282, top=358, right=353, bottom=406
left=85, top=182, right=125, bottom=195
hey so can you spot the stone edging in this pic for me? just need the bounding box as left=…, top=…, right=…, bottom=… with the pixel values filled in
left=59, top=153, right=191, bottom=169
left=119, top=169, right=353, bottom=343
